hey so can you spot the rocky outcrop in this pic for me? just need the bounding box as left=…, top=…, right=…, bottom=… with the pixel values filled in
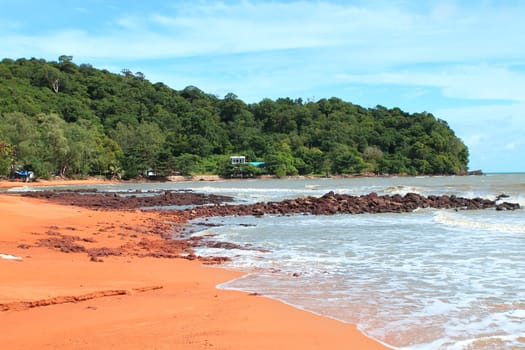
left=20, top=189, right=233, bottom=209
left=176, top=192, right=520, bottom=220
left=17, top=189, right=519, bottom=216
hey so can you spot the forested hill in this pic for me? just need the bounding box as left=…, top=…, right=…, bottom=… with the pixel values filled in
left=0, top=56, right=469, bottom=179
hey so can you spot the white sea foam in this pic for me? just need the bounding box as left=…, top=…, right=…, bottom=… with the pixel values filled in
left=304, top=184, right=321, bottom=190
left=383, top=185, right=426, bottom=196
left=0, top=253, right=22, bottom=260
left=6, top=186, right=36, bottom=192
left=447, top=334, right=525, bottom=350
left=433, top=211, right=525, bottom=233
left=195, top=197, right=525, bottom=349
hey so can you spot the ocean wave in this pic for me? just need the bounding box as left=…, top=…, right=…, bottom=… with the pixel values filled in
left=383, top=185, right=425, bottom=196
left=445, top=332, right=525, bottom=350
left=500, top=195, right=525, bottom=207
left=197, top=186, right=305, bottom=193
left=433, top=211, right=525, bottom=233
left=6, top=186, right=37, bottom=192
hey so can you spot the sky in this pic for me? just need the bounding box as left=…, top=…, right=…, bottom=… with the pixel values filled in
left=1, top=0, right=524, bottom=173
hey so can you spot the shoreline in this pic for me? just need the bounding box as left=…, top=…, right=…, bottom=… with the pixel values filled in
left=0, top=192, right=389, bottom=349
left=0, top=169, right=488, bottom=190
left=0, top=177, right=121, bottom=189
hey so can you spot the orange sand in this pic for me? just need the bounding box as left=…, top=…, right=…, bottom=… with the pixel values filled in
left=0, top=177, right=118, bottom=189
left=0, top=186, right=389, bottom=349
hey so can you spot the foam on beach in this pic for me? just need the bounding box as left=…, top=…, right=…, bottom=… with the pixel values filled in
left=193, top=202, right=525, bottom=349
left=0, top=253, right=22, bottom=260
left=433, top=210, right=525, bottom=234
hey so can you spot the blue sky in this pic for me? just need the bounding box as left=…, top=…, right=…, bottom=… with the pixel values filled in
left=1, top=0, right=524, bottom=172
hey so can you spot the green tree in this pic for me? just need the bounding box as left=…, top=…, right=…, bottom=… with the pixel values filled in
left=110, top=121, right=165, bottom=178
left=363, top=146, right=384, bottom=173
left=175, top=153, right=201, bottom=176
left=0, top=142, right=13, bottom=176
left=0, top=112, right=39, bottom=168
left=0, top=57, right=471, bottom=178
left=265, top=141, right=298, bottom=177
left=91, top=137, right=123, bottom=178
left=329, top=144, right=366, bottom=174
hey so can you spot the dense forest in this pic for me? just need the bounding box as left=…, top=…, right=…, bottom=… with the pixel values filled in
left=0, top=56, right=469, bottom=179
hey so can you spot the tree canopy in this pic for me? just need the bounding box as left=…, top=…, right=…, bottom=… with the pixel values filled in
left=0, top=57, right=469, bottom=179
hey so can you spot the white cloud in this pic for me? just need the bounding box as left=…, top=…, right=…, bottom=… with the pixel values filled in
left=74, top=7, right=90, bottom=14
left=435, top=103, right=525, bottom=172
left=504, top=140, right=525, bottom=152
left=2, top=1, right=525, bottom=63
left=430, top=1, right=461, bottom=21
left=462, top=134, right=484, bottom=148
left=336, top=64, right=525, bottom=103
left=0, top=18, right=22, bottom=31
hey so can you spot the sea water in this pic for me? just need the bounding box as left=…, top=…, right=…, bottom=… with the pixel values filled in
left=186, top=174, right=525, bottom=349
left=7, top=174, right=525, bottom=349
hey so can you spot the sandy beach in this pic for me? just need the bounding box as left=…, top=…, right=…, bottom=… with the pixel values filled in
left=0, top=177, right=118, bottom=189
left=0, top=180, right=388, bottom=350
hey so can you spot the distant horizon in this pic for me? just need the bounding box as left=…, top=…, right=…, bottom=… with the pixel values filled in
left=483, top=171, right=525, bottom=175
left=1, top=1, right=524, bottom=172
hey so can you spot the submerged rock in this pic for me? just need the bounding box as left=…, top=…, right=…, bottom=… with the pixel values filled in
left=178, top=192, right=520, bottom=219
left=19, top=189, right=233, bottom=209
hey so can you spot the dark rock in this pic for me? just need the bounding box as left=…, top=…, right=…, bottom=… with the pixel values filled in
left=19, top=189, right=233, bottom=210
left=496, top=193, right=510, bottom=201
left=168, top=191, right=520, bottom=219
left=496, top=202, right=520, bottom=211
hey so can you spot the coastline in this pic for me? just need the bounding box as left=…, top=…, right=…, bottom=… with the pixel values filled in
left=0, top=188, right=389, bottom=349
left=0, top=168, right=487, bottom=190
left=0, top=177, right=121, bottom=189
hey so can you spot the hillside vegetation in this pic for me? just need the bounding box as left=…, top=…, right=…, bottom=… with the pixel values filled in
left=0, top=56, right=469, bottom=179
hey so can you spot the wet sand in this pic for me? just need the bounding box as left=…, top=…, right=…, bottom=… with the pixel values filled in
left=0, top=180, right=388, bottom=349
left=0, top=177, right=117, bottom=189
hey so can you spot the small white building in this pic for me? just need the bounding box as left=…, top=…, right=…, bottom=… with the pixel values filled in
left=230, top=156, right=246, bottom=165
